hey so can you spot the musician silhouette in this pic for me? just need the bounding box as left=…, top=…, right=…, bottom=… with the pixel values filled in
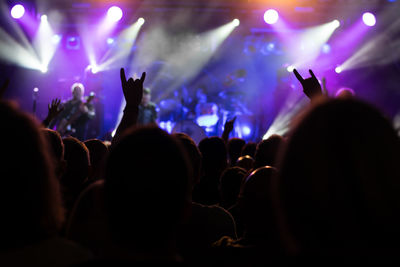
left=55, top=83, right=95, bottom=140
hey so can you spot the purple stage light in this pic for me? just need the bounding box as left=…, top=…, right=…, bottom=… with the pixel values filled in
left=11, top=4, right=25, bottom=19
left=107, top=6, right=123, bottom=22
left=322, top=43, right=331, bottom=54
left=362, top=12, right=376, bottom=27
left=263, top=9, right=279, bottom=25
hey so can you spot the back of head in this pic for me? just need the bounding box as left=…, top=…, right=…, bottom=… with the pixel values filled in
left=219, top=166, right=247, bottom=209
left=227, top=138, right=246, bottom=166
left=84, top=139, right=108, bottom=181
left=241, top=141, right=257, bottom=158
left=254, top=134, right=284, bottom=169
left=62, top=137, right=90, bottom=190
left=236, top=155, right=255, bottom=172
left=105, top=126, right=190, bottom=249
left=42, top=128, right=65, bottom=178
left=42, top=128, right=64, bottom=162
left=335, top=87, right=355, bottom=99
left=239, top=166, right=278, bottom=226
left=198, top=137, right=228, bottom=174
left=0, top=101, right=64, bottom=249
left=172, top=133, right=202, bottom=188
left=276, top=98, right=400, bottom=252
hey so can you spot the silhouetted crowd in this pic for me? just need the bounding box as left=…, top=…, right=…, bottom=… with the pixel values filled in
left=1, top=67, right=400, bottom=266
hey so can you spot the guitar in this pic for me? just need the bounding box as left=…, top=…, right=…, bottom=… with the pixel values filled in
left=58, top=93, right=95, bottom=136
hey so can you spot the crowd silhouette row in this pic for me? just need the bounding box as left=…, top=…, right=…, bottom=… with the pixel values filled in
left=1, top=65, right=400, bottom=266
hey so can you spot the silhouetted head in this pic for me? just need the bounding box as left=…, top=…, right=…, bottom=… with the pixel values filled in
left=275, top=98, right=400, bottom=254
left=335, top=87, right=355, bottom=99
left=198, top=136, right=228, bottom=175
left=105, top=126, right=191, bottom=250
left=241, top=141, right=257, bottom=158
left=219, top=166, right=247, bottom=209
left=227, top=138, right=246, bottom=166
left=254, top=134, right=284, bottom=169
left=172, top=132, right=202, bottom=188
left=238, top=166, right=279, bottom=234
left=42, top=128, right=66, bottom=179
left=62, top=137, right=90, bottom=191
left=236, top=155, right=254, bottom=172
left=84, top=138, right=108, bottom=181
left=0, top=101, right=64, bottom=249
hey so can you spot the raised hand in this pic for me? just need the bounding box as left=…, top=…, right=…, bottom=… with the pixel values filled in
left=49, top=98, right=63, bottom=118
left=43, top=98, right=64, bottom=128
left=120, top=68, right=146, bottom=108
left=293, top=69, right=322, bottom=99
left=222, top=116, right=236, bottom=142
left=224, top=116, right=236, bottom=134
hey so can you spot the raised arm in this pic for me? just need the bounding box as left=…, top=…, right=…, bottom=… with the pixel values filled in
left=293, top=69, right=322, bottom=100
left=222, top=116, right=236, bottom=143
left=42, top=98, right=64, bottom=128
left=112, top=68, right=146, bottom=145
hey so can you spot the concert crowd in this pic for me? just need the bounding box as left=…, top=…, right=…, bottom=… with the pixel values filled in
left=1, top=62, right=400, bottom=266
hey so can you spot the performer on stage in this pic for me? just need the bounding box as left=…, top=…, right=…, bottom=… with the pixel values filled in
left=55, top=82, right=95, bottom=140
left=137, top=87, right=158, bottom=125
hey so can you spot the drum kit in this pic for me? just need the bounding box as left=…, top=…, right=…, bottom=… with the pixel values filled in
left=157, top=88, right=254, bottom=143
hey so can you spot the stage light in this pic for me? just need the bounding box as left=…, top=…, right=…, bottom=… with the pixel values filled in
left=41, top=14, right=47, bottom=22
left=241, top=126, right=251, bottom=136
left=332, top=19, right=340, bottom=28
left=107, top=37, right=114, bottom=45
left=263, top=9, right=279, bottom=25
left=362, top=12, right=376, bottom=27
left=107, top=6, right=123, bottom=22
left=287, top=65, right=295, bottom=72
left=66, top=36, right=80, bottom=50
left=33, top=87, right=39, bottom=93
left=232, top=19, right=240, bottom=27
left=138, top=17, right=145, bottom=25
left=90, top=65, right=99, bottom=74
left=335, top=66, right=342, bottom=73
left=40, top=66, right=48, bottom=73
left=11, top=4, right=25, bottom=19
left=52, top=34, right=62, bottom=44
left=322, top=43, right=331, bottom=54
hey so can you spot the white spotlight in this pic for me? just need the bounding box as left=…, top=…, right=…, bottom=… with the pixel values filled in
left=40, top=66, right=48, bottom=73
left=335, top=66, right=342, bottom=73
left=138, top=17, right=145, bottom=25
left=232, top=19, right=240, bottom=27
left=41, top=15, right=47, bottom=22
left=287, top=65, right=295, bottom=72
left=332, top=20, right=340, bottom=28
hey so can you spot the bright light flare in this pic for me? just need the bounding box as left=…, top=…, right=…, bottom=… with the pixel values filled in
left=107, top=6, right=123, bottom=22
left=33, top=14, right=60, bottom=74
left=232, top=19, right=240, bottom=27
left=335, top=66, right=342, bottom=73
left=94, top=18, right=145, bottom=72
left=362, top=12, right=376, bottom=27
left=40, top=66, right=48, bottom=73
left=288, top=19, right=341, bottom=69
left=138, top=17, right=145, bottom=25
left=264, top=9, right=279, bottom=25
left=11, top=4, right=25, bottom=19
left=287, top=65, right=295, bottom=72
left=332, top=19, right=340, bottom=28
